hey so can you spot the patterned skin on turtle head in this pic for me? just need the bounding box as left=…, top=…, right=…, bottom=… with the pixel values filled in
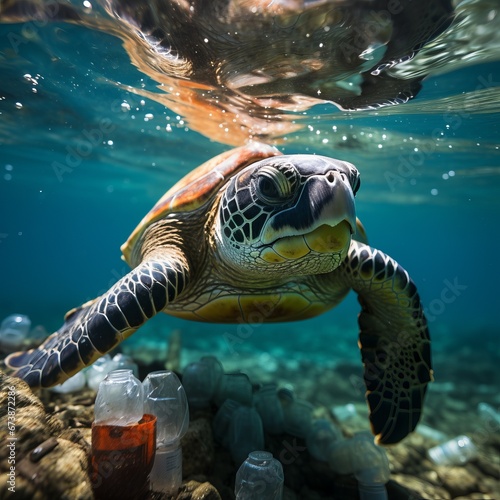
left=214, top=155, right=360, bottom=278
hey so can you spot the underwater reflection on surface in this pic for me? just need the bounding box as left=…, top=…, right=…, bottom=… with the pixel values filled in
left=3, top=0, right=492, bottom=144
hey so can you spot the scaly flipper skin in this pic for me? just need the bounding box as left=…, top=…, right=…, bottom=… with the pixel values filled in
left=5, top=256, right=189, bottom=387
left=339, top=240, right=432, bottom=445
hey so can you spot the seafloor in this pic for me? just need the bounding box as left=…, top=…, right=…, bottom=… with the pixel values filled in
left=0, top=326, right=498, bottom=500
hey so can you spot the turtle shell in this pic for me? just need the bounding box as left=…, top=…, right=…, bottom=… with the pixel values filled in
left=121, top=142, right=281, bottom=263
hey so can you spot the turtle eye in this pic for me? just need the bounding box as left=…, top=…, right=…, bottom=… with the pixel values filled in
left=258, top=176, right=280, bottom=199
left=255, top=165, right=295, bottom=204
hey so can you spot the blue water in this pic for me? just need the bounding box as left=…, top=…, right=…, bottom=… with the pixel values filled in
left=0, top=3, right=499, bottom=373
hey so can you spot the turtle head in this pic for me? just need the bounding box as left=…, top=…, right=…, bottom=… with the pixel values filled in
left=214, top=154, right=360, bottom=279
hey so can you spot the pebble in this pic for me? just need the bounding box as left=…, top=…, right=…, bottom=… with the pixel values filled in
left=182, top=418, right=215, bottom=476
left=177, top=480, right=221, bottom=500
left=436, top=466, right=478, bottom=497
left=391, top=474, right=451, bottom=499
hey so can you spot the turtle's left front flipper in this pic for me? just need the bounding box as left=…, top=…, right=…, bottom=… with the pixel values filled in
left=340, top=240, right=432, bottom=445
left=5, top=255, right=189, bottom=388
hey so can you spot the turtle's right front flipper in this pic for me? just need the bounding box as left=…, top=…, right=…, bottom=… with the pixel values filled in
left=5, top=257, right=189, bottom=387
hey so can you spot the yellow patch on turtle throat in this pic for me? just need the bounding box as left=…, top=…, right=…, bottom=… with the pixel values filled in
left=271, top=220, right=351, bottom=260
left=304, top=221, right=351, bottom=253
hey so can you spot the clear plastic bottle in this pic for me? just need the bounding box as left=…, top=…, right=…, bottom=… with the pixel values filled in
left=143, top=370, right=189, bottom=495
left=331, top=403, right=357, bottom=422
left=352, top=433, right=390, bottom=500
left=91, top=370, right=155, bottom=499
left=356, top=480, right=389, bottom=500
left=416, top=424, right=448, bottom=442
left=85, top=354, right=117, bottom=391
left=306, top=419, right=344, bottom=462
left=478, top=402, right=500, bottom=429
left=182, top=356, right=223, bottom=409
left=213, top=399, right=241, bottom=447
left=27, top=324, right=48, bottom=342
left=91, top=413, right=156, bottom=499
left=229, top=406, right=265, bottom=465
left=254, top=383, right=285, bottom=435
left=0, top=313, right=31, bottom=351
left=112, top=353, right=139, bottom=377
left=282, top=398, right=314, bottom=439
left=235, top=451, right=284, bottom=500
left=428, top=435, right=478, bottom=466
left=200, top=355, right=224, bottom=385
left=94, top=369, right=144, bottom=426
left=277, top=387, right=295, bottom=404
left=328, top=432, right=390, bottom=483
left=213, top=373, right=253, bottom=407
left=51, top=371, right=86, bottom=393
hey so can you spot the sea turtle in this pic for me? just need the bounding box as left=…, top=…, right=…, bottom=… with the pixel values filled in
left=5, top=143, right=432, bottom=444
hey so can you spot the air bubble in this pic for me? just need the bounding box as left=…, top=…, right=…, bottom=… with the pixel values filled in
left=15, top=102, right=22, bottom=109
left=431, top=189, right=438, bottom=196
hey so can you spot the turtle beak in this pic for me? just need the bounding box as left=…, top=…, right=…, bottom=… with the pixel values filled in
left=261, top=171, right=357, bottom=245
